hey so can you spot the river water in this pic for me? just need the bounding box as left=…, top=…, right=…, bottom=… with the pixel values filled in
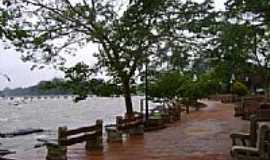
left=0, top=96, right=155, bottom=152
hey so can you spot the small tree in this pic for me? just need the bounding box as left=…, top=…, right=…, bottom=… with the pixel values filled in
left=232, top=81, right=249, bottom=97
left=181, top=73, right=219, bottom=111
left=148, top=71, right=189, bottom=101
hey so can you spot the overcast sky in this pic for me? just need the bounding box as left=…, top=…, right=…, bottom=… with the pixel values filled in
left=0, top=0, right=226, bottom=90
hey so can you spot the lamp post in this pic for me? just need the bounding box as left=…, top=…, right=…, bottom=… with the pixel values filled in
left=230, top=73, right=235, bottom=92
left=145, top=58, right=149, bottom=122
left=231, top=73, right=235, bottom=83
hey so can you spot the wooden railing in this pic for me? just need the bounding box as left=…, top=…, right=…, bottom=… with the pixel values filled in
left=58, top=120, right=102, bottom=147
left=45, top=120, right=103, bottom=160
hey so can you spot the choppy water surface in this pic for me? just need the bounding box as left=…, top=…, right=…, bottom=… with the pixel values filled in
left=0, top=96, right=154, bottom=152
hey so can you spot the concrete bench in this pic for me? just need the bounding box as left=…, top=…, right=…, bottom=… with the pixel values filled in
left=106, top=114, right=144, bottom=143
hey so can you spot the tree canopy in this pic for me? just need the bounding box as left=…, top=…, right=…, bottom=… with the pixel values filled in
left=211, top=0, right=270, bottom=93
left=2, top=0, right=217, bottom=115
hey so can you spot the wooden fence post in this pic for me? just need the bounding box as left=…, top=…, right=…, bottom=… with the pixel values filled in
left=96, top=119, right=103, bottom=149
left=58, top=126, right=67, bottom=145
left=46, top=127, right=67, bottom=160
left=116, top=116, right=123, bottom=127
left=85, top=119, right=103, bottom=150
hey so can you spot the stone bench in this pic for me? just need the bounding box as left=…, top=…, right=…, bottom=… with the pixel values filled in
left=106, top=114, right=144, bottom=143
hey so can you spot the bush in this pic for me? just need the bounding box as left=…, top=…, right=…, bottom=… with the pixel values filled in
left=148, top=71, right=189, bottom=100
left=232, top=81, right=249, bottom=96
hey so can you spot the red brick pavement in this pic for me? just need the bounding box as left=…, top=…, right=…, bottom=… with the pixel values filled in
left=7, top=101, right=249, bottom=160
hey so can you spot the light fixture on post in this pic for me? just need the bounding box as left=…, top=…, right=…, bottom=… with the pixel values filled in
left=230, top=73, right=235, bottom=92
left=193, top=74, right=197, bottom=82
left=230, top=73, right=235, bottom=84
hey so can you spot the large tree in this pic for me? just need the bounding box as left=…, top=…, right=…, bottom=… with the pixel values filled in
left=4, top=0, right=163, bottom=116
left=208, top=0, right=270, bottom=93
left=225, top=0, right=270, bottom=69
left=3, top=0, right=216, bottom=116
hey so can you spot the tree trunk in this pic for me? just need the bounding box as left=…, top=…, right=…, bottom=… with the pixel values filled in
left=186, top=104, right=190, bottom=114
left=122, top=79, right=133, bottom=117
left=266, top=68, right=270, bottom=99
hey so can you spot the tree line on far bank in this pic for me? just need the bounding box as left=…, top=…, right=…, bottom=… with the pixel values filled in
left=0, top=77, right=128, bottom=98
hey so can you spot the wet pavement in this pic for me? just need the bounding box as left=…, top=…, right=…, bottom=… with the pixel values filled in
left=7, top=100, right=249, bottom=160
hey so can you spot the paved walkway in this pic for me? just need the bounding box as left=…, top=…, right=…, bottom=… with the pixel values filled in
left=7, top=101, right=249, bottom=160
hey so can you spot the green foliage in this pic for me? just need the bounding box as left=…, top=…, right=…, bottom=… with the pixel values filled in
left=89, top=79, right=122, bottom=97
left=39, top=78, right=71, bottom=95
left=0, top=9, right=8, bottom=38
left=232, top=81, right=249, bottom=96
left=63, top=63, right=92, bottom=102
left=148, top=71, right=220, bottom=105
left=181, top=73, right=220, bottom=105
left=148, top=71, right=189, bottom=100
left=62, top=63, right=123, bottom=101
left=204, top=0, right=270, bottom=95
left=40, top=77, right=123, bottom=102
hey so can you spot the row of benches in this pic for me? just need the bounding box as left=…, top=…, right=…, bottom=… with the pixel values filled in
left=106, top=101, right=184, bottom=142
left=42, top=99, right=191, bottom=160
left=209, top=94, right=239, bottom=103
left=234, top=96, right=270, bottom=120
left=230, top=115, right=270, bottom=160
left=43, top=113, right=144, bottom=160
left=145, top=101, right=184, bottom=131
left=209, top=94, right=270, bottom=120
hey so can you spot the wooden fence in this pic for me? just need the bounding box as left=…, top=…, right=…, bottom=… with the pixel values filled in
left=46, top=120, right=103, bottom=160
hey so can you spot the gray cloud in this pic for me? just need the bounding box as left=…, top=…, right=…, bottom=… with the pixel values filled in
left=0, top=43, right=98, bottom=90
